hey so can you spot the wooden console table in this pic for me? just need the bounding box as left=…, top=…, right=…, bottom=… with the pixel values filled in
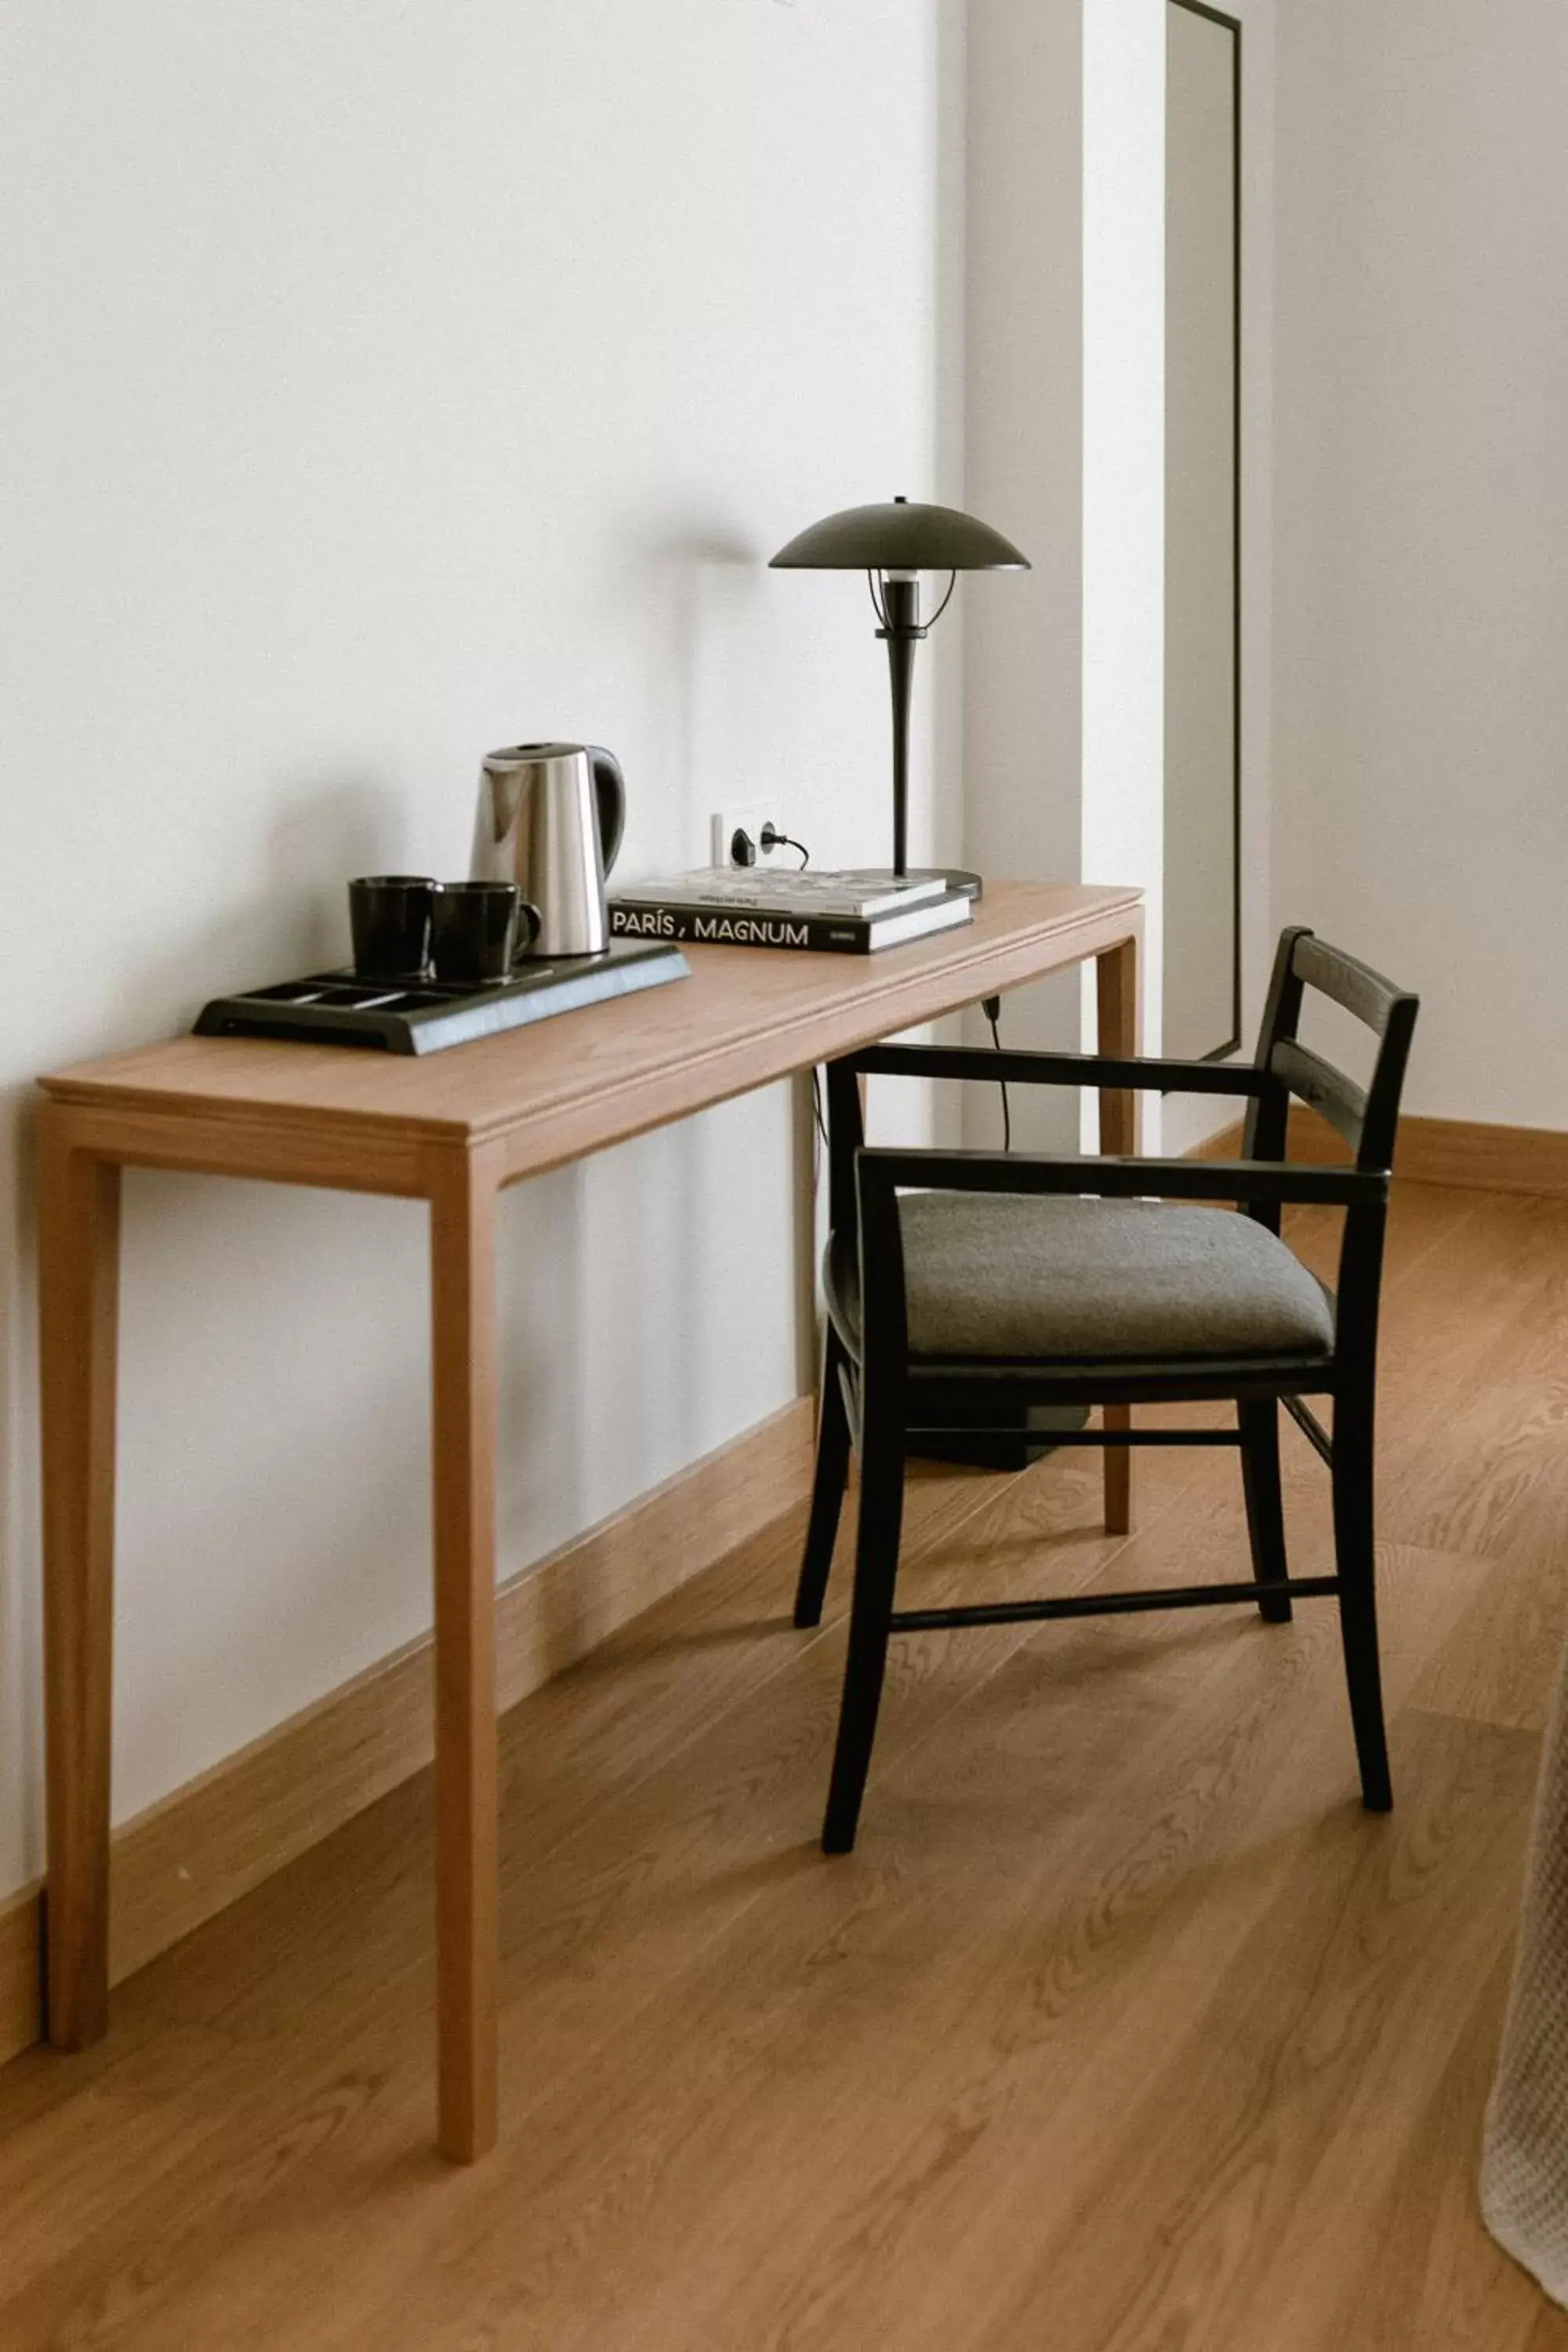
left=36, top=880, right=1142, bottom=2161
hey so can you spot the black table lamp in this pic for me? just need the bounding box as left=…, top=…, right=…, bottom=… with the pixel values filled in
left=770, top=495, right=1029, bottom=895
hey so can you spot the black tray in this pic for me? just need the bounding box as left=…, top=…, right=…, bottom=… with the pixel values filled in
left=194, top=938, right=689, bottom=1054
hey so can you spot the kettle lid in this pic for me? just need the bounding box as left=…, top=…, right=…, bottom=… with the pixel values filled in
left=483, top=741, right=584, bottom=767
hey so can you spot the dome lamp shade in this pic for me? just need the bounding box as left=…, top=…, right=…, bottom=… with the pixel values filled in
left=769, top=497, right=1030, bottom=574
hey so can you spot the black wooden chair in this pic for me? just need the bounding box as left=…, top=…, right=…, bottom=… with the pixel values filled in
left=797, top=927, right=1419, bottom=1853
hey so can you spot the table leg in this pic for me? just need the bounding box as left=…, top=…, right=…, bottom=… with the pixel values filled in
left=1096, top=935, right=1142, bottom=1537
left=38, top=1105, right=121, bottom=2049
left=428, top=1145, right=501, bottom=2162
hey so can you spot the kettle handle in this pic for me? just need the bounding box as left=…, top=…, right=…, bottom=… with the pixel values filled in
left=587, top=746, right=626, bottom=877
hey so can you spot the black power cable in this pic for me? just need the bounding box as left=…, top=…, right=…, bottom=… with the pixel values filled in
left=759, top=822, right=809, bottom=869
left=981, top=993, right=1011, bottom=1150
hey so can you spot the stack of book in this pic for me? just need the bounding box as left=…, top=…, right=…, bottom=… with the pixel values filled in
left=608, top=868, right=973, bottom=955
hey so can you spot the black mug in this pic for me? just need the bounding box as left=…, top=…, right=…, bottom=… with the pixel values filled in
left=349, top=876, right=441, bottom=981
left=430, top=881, right=540, bottom=987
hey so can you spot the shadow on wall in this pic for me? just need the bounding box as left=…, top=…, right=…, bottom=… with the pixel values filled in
left=612, top=517, right=760, bottom=862
left=0, top=744, right=802, bottom=1876
left=0, top=768, right=408, bottom=1879
left=140, top=774, right=394, bottom=1021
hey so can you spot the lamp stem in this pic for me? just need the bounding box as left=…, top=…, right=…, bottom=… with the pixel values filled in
left=880, top=574, right=922, bottom=879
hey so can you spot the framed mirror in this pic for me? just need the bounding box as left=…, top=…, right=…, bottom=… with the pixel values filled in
left=1164, top=0, right=1241, bottom=1062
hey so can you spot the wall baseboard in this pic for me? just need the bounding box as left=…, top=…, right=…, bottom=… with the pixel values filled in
left=1189, top=1106, right=1568, bottom=1200
left=0, top=1394, right=815, bottom=2071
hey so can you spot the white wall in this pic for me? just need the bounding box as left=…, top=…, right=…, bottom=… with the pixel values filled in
left=1274, top=0, right=1568, bottom=1126
left=0, top=0, right=957, bottom=1896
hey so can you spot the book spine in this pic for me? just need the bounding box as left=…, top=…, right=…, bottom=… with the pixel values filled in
left=609, top=903, right=876, bottom=954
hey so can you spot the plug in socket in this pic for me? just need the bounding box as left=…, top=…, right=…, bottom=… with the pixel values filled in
left=710, top=803, right=784, bottom=867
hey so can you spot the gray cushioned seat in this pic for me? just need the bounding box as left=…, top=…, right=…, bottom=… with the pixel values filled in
left=830, top=1193, right=1335, bottom=1363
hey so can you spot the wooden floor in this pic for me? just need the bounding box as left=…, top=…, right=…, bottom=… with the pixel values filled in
left=4, top=1182, right=1568, bottom=2349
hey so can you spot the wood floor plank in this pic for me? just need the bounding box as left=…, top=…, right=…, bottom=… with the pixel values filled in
left=84, top=1531, right=1472, bottom=2351
left=0, top=1427, right=1230, bottom=2343
left=1317, top=1947, right=1563, bottom=2352
left=0, top=1176, right=1565, bottom=2348
left=1411, top=1540, right=1568, bottom=1737
left=962, top=1711, right=1541, bottom=2352
left=524, top=1546, right=1483, bottom=2352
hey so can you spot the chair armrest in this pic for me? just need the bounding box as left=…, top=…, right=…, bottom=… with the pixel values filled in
left=848, top=1043, right=1267, bottom=1098
left=855, top=1147, right=1385, bottom=1210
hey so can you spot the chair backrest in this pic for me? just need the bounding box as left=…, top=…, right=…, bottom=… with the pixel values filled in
left=1242, top=928, right=1419, bottom=1181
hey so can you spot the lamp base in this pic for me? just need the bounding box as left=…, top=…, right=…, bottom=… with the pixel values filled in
left=873, top=866, right=984, bottom=902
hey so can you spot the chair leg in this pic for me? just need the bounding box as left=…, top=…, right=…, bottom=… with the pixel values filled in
left=821, top=1408, right=906, bottom=1855
left=793, top=1325, right=853, bottom=1630
left=1240, top=1399, right=1291, bottom=1624
left=1330, top=1391, right=1392, bottom=1813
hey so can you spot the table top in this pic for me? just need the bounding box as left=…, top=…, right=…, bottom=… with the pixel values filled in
left=41, top=881, right=1141, bottom=1182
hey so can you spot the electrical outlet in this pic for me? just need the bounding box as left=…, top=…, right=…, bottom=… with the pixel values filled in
left=710, top=802, right=785, bottom=868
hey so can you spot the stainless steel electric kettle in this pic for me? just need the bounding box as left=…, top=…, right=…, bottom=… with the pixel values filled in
left=470, top=743, right=626, bottom=957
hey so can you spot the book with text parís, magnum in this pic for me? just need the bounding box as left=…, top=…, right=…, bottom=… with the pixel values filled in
left=607, top=890, right=972, bottom=955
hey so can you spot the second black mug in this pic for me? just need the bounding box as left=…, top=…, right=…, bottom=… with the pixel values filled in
left=430, top=882, right=541, bottom=987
